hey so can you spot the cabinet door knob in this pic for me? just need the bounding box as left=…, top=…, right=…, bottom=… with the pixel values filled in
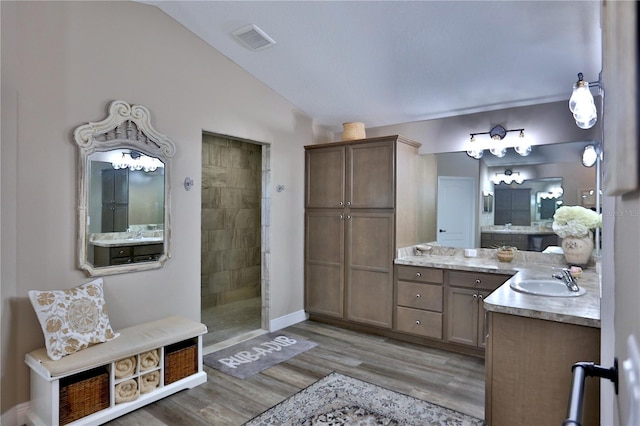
left=415, top=320, right=421, bottom=325
left=346, top=201, right=351, bottom=206
left=416, top=294, right=421, bottom=298
left=478, top=294, right=484, bottom=301
left=416, top=272, right=421, bottom=277
left=476, top=279, right=481, bottom=284
left=346, top=215, right=351, bottom=220
left=338, top=201, right=344, bottom=207
left=473, top=293, right=478, bottom=299
left=339, top=214, right=344, bottom=220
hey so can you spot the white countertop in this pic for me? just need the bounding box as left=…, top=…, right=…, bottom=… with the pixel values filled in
left=90, top=237, right=163, bottom=247
left=395, top=254, right=600, bottom=328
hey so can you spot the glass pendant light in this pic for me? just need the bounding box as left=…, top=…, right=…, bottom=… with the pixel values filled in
left=569, top=73, right=597, bottom=129
left=514, top=130, right=531, bottom=156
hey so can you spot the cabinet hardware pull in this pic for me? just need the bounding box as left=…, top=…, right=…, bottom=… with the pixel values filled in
left=473, top=293, right=478, bottom=299
left=339, top=214, right=344, bottom=220
left=415, top=320, right=421, bottom=325
left=346, top=201, right=351, bottom=206
left=416, top=294, right=421, bottom=298
left=416, top=272, right=421, bottom=277
left=346, top=215, right=351, bottom=220
left=478, top=294, right=484, bottom=300
left=339, top=201, right=344, bottom=206
left=476, top=279, right=481, bottom=284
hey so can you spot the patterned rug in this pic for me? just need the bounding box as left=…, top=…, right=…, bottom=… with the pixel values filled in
left=203, top=332, right=317, bottom=379
left=245, top=372, right=485, bottom=425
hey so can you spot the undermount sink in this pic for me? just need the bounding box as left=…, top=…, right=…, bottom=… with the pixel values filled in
left=510, top=279, right=586, bottom=297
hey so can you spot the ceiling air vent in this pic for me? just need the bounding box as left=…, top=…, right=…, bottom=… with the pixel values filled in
left=232, top=24, right=276, bottom=51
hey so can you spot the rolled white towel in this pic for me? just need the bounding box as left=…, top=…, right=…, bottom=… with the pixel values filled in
left=139, top=349, right=160, bottom=371
left=114, top=356, right=137, bottom=379
left=140, top=371, right=160, bottom=394
left=115, top=378, right=139, bottom=404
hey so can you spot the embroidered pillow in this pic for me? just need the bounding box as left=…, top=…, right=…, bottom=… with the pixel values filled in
left=28, top=278, right=119, bottom=360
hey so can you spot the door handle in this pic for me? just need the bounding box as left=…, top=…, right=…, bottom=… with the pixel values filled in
left=439, top=229, right=447, bottom=233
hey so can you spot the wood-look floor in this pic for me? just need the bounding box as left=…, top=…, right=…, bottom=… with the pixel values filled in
left=106, top=321, right=485, bottom=425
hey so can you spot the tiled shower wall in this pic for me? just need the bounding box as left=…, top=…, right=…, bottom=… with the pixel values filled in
left=201, top=134, right=262, bottom=309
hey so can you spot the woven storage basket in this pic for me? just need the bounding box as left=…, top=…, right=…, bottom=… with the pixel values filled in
left=496, top=249, right=515, bottom=263
left=342, top=122, right=366, bottom=141
left=164, top=339, right=198, bottom=385
left=59, top=367, right=109, bottom=425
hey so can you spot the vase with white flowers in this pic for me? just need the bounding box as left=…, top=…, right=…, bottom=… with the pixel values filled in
left=552, top=205, right=601, bottom=267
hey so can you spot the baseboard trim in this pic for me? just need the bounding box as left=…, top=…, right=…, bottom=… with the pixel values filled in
left=3, top=401, right=28, bottom=426
left=269, top=309, right=308, bottom=332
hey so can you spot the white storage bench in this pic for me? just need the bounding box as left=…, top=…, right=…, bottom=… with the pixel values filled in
left=25, top=316, right=208, bottom=426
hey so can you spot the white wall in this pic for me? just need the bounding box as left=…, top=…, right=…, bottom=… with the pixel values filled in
left=1, top=1, right=331, bottom=411
left=365, top=100, right=600, bottom=155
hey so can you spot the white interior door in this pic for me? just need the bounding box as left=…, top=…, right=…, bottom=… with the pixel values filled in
left=436, top=176, right=476, bottom=248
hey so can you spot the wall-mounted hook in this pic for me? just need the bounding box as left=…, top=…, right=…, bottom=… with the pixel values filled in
left=184, top=177, right=194, bottom=191
left=276, top=184, right=285, bottom=193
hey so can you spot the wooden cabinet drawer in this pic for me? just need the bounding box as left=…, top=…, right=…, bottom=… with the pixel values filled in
left=397, top=281, right=442, bottom=311
left=396, top=307, right=442, bottom=339
left=110, top=246, right=132, bottom=258
left=447, top=270, right=509, bottom=291
left=511, top=234, right=527, bottom=244
left=133, top=243, right=163, bottom=256
left=396, top=266, right=443, bottom=284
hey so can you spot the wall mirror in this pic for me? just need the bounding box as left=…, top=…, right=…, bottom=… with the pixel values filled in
left=434, top=140, right=598, bottom=250
left=74, top=100, right=176, bottom=276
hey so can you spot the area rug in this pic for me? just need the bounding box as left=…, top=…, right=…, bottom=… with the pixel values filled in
left=203, top=333, right=317, bottom=379
left=245, top=372, right=485, bottom=425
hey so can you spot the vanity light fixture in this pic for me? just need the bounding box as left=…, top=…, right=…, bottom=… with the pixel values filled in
left=112, top=150, right=163, bottom=172
left=569, top=72, right=601, bottom=129
left=491, top=169, right=524, bottom=185
left=467, top=125, right=531, bottom=159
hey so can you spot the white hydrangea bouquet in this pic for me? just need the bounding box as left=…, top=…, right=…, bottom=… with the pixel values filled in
left=552, top=205, right=601, bottom=238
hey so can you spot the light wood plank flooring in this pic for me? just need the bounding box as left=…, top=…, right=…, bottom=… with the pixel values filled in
left=106, top=321, right=485, bottom=425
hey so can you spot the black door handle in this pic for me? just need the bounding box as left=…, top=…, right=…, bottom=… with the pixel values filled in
left=439, top=229, right=446, bottom=233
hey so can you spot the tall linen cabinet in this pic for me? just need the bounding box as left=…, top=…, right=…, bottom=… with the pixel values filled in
left=304, top=135, right=421, bottom=330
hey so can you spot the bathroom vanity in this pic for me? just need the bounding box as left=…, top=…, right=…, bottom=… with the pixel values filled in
left=480, top=225, right=559, bottom=251
left=483, top=265, right=600, bottom=426
left=395, top=247, right=600, bottom=425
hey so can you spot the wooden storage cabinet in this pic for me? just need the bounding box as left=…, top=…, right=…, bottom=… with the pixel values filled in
left=304, top=136, right=421, bottom=331
left=93, top=243, right=163, bottom=267
left=485, top=312, right=600, bottom=425
left=305, top=209, right=345, bottom=319
left=480, top=232, right=528, bottom=250
left=394, top=266, right=444, bottom=340
left=445, top=271, right=509, bottom=349
left=25, top=318, right=206, bottom=426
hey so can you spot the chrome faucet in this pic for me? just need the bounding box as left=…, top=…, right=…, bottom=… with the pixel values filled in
left=553, top=269, right=580, bottom=292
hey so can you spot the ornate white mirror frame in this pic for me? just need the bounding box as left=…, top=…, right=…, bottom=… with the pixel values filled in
left=74, top=100, right=176, bottom=276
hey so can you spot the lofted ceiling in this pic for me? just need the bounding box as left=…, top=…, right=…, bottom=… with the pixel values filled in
left=141, top=1, right=602, bottom=134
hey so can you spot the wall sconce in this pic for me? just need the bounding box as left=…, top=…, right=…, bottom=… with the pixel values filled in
left=491, top=169, right=524, bottom=185
left=466, top=125, right=531, bottom=159
left=581, top=144, right=602, bottom=167
left=569, top=72, right=601, bottom=129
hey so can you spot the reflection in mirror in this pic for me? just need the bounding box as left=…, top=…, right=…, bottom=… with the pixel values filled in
left=434, top=141, right=597, bottom=251
left=74, top=101, right=176, bottom=276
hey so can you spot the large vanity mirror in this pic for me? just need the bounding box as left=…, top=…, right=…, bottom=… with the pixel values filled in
left=434, top=140, right=598, bottom=251
left=74, top=100, right=176, bottom=276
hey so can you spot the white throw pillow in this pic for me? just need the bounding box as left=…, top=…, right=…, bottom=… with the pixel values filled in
left=28, top=278, right=119, bottom=360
